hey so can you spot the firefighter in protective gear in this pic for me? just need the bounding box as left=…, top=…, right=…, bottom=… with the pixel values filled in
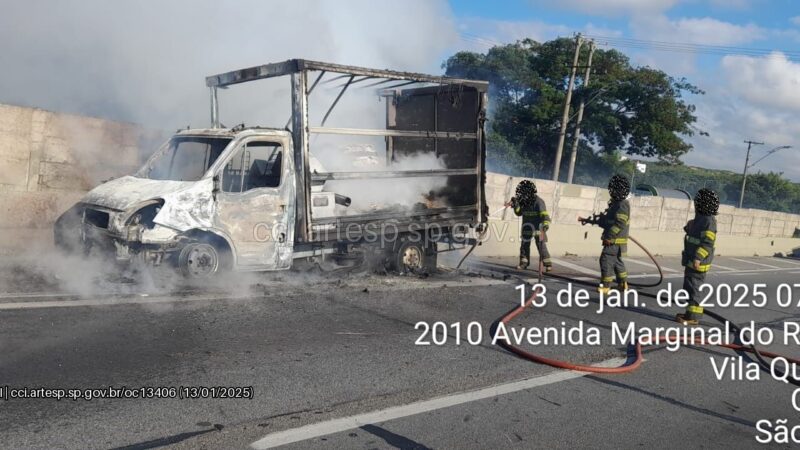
left=579, top=174, right=631, bottom=293
left=676, top=188, right=719, bottom=326
left=508, top=180, right=552, bottom=271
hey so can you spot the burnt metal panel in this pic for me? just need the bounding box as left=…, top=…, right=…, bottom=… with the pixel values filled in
left=388, top=85, right=484, bottom=210
left=207, top=60, right=300, bottom=87
left=308, top=127, right=476, bottom=139
left=310, top=168, right=477, bottom=182
left=291, top=72, right=311, bottom=242
left=206, top=59, right=489, bottom=89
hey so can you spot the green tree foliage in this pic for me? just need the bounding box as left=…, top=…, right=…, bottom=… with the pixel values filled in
left=443, top=38, right=800, bottom=214
left=444, top=38, right=704, bottom=178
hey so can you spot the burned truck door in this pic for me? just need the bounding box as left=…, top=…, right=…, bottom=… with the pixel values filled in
left=213, top=137, right=296, bottom=269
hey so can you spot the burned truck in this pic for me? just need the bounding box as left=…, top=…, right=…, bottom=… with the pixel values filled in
left=55, top=60, right=488, bottom=277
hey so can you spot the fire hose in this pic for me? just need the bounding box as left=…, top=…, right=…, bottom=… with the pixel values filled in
left=461, top=205, right=800, bottom=384
left=493, top=235, right=800, bottom=384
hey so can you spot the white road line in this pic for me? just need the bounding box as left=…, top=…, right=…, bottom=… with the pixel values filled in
left=789, top=271, right=800, bottom=275
left=710, top=264, right=737, bottom=272
left=731, top=258, right=781, bottom=269
left=250, top=358, right=625, bottom=449
left=772, top=258, right=800, bottom=267
left=550, top=258, right=601, bottom=277
left=624, top=258, right=679, bottom=273
left=0, top=278, right=506, bottom=310
left=0, top=294, right=237, bottom=310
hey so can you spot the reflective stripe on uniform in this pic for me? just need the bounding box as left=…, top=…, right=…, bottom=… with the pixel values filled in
left=686, top=236, right=701, bottom=244
left=688, top=305, right=704, bottom=314
left=686, top=262, right=712, bottom=272
left=613, top=238, right=627, bottom=244
left=703, top=230, right=716, bottom=241
left=696, top=247, right=709, bottom=259
left=610, top=225, right=621, bottom=234
left=617, top=213, right=629, bottom=224
left=601, top=276, right=614, bottom=283
left=617, top=272, right=628, bottom=279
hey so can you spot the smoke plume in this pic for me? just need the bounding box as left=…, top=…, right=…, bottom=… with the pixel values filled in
left=0, top=0, right=459, bottom=130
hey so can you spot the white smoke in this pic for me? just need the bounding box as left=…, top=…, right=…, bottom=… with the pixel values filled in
left=0, top=0, right=463, bottom=295
left=323, top=152, right=450, bottom=212
left=0, top=0, right=460, bottom=130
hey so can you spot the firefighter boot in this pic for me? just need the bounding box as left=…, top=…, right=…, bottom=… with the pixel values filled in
left=517, top=257, right=529, bottom=270
left=597, top=284, right=610, bottom=295
left=676, top=304, right=703, bottom=326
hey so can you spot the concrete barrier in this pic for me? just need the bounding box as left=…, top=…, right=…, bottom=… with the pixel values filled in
left=0, top=103, right=164, bottom=254
left=482, top=173, right=800, bottom=258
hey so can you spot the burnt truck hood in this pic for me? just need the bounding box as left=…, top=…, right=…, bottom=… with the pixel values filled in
left=81, top=176, right=215, bottom=231
left=82, top=176, right=195, bottom=210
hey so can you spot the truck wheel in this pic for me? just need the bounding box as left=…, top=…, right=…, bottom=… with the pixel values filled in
left=392, top=239, right=436, bottom=274
left=178, top=242, right=221, bottom=278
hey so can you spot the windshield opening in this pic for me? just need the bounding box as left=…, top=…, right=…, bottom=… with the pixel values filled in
left=140, top=136, right=231, bottom=181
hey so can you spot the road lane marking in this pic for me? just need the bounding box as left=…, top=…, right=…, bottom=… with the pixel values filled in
left=550, top=258, right=601, bottom=277
left=624, top=258, right=679, bottom=273
left=0, top=278, right=508, bottom=310
left=771, top=258, right=800, bottom=267
left=0, top=292, right=83, bottom=299
left=731, top=258, right=781, bottom=269
left=0, top=294, right=238, bottom=310
left=710, top=264, right=737, bottom=272
left=250, top=358, right=625, bottom=449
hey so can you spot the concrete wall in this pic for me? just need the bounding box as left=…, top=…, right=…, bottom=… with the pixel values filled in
left=477, top=172, right=800, bottom=258
left=0, top=101, right=797, bottom=258
left=0, top=103, right=163, bottom=253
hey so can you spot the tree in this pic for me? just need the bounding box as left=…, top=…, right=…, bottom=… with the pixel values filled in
left=443, top=38, right=706, bottom=180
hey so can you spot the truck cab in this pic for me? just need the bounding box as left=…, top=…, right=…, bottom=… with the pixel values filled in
left=57, top=127, right=299, bottom=276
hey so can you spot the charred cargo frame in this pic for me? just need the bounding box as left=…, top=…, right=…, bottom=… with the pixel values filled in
left=205, top=59, right=488, bottom=245
left=55, top=59, right=488, bottom=276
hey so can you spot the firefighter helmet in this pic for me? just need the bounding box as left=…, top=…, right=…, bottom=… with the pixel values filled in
left=515, top=180, right=537, bottom=207
left=694, top=188, right=720, bottom=215
left=608, top=174, right=630, bottom=201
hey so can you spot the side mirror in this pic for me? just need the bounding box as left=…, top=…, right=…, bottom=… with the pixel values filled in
left=212, top=175, right=221, bottom=200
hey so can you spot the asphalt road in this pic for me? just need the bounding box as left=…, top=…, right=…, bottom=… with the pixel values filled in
left=1, top=253, right=799, bottom=449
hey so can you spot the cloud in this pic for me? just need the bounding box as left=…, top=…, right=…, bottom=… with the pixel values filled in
left=632, top=15, right=766, bottom=45
left=529, top=0, right=680, bottom=16
left=721, top=52, right=800, bottom=112
left=457, top=18, right=622, bottom=50
left=682, top=59, right=800, bottom=181
left=792, top=16, right=800, bottom=26
left=0, top=0, right=459, bottom=130
left=707, top=0, right=752, bottom=9
left=621, top=15, right=767, bottom=76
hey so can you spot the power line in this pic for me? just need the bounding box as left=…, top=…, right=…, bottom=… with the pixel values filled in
left=584, top=34, right=800, bottom=60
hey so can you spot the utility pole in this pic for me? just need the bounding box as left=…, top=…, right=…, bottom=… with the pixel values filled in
left=738, top=140, right=763, bottom=208
left=566, top=39, right=595, bottom=184
left=552, top=34, right=584, bottom=182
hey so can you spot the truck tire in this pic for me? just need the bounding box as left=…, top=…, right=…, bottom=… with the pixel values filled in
left=178, top=242, right=222, bottom=278
left=392, top=238, right=437, bottom=274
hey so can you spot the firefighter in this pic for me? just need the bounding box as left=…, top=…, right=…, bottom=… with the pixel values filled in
left=507, top=180, right=552, bottom=271
left=676, top=188, right=719, bottom=326
left=578, top=174, right=631, bottom=293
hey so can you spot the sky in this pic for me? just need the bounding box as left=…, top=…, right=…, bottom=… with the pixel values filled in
left=449, top=0, right=800, bottom=180
left=0, top=0, right=799, bottom=181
